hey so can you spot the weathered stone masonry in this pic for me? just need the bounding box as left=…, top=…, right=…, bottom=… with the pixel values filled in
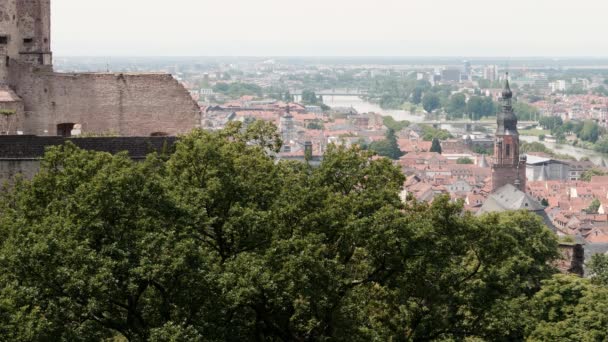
left=0, top=135, right=177, bottom=182
left=0, top=0, right=201, bottom=137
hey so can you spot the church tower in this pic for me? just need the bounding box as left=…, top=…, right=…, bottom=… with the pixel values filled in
left=491, top=74, right=526, bottom=192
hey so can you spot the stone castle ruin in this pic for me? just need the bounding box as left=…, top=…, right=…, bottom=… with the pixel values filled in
left=0, top=0, right=201, bottom=137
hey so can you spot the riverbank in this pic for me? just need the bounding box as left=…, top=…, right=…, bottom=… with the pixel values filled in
left=520, top=136, right=608, bottom=165
left=321, top=95, right=608, bottom=165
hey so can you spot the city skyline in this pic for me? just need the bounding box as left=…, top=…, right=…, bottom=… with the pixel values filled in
left=52, top=0, right=608, bottom=57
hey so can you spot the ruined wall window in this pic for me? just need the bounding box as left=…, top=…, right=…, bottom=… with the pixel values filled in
left=57, top=123, right=75, bottom=137
left=23, top=38, right=33, bottom=44
left=150, top=132, right=169, bottom=137
left=0, top=36, right=7, bottom=44
left=5, top=56, right=8, bottom=67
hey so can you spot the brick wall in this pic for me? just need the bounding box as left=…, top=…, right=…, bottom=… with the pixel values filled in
left=9, top=62, right=201, bottom=136
left=491, top=162, right=527, bottom=192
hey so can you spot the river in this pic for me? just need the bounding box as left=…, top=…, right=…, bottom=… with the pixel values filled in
left=322, top=95, right=424, bottom=123
left=519, top=136, right=608, bottom=165
left=323, top=95, right=608, bottom=165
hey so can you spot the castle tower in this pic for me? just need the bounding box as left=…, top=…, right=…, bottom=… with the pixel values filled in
left=0, top=0, right=52, bottom=83
left=491, top=74, right=526, bottom=192
left=15, top=0, right=52, bottom=66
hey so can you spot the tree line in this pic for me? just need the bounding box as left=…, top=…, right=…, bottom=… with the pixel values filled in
left=367, top=75, right=540, bottom=121
left=0, top=123, right=606, bottom=341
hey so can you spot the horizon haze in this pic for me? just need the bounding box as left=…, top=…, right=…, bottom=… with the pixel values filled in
left=52, top=0, right=608, bottom=57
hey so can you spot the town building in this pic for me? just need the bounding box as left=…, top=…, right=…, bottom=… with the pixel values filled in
left=526, top=155, right=571, bottom=181
left=441, top=69, right=461, bottom=83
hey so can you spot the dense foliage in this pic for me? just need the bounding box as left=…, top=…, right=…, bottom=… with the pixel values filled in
left=0, top=123, right=574, bottom=341
left=581, top=168, right=608, bottom=181
left=368, top=128, right=403, bottom=160
left=456, top=157, right=474, bottom=164
left=382, top=116, right=410, bottom=132
left=430, top=138, right=442, bottom=154
left=421, top=124, right=453, bottom=141
left=213, top=82, right=263, bottom=98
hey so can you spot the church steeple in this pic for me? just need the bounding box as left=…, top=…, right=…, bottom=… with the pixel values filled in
left=496, top=73, right=518, bottom=136
left=491, top=73, right=526, bottom=192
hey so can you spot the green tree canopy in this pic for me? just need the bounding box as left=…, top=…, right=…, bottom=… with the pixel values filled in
left=422, top=93, right=441, bottom=113
left=513, top=101, right=540, bottom=121
left=382, top=115, right=410, bottom=132
left=212, top=82, right=263, bottom=98
left=588, top=253, right=608, bottom=286
left=467, top=96, right=497, bottom=120
left=421, top=124, right=453, bottom=141
left=430, top=138, right=442, bottom=154
left=301, top=89, right=322, bottom=105
left=526, top=275, right=608, bottom=341
left=0, top=123, right=561, bottom=341
left=446, top=93, right=467, bottom=119
left=586, top=198, right=601, bottom=214
left=456, top=157, right=474, bottom=164
left=369, top=128, right=403, bottom=160
left=581, top=168, right=608, bottom=181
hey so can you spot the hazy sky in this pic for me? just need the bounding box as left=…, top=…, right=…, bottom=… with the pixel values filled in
left=52, top=0, right=608, bottom=57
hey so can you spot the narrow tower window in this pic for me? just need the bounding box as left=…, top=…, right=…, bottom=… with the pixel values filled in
left=0, top=36, right=7, bottom=44
left=506, top=144, right=511, bottom=157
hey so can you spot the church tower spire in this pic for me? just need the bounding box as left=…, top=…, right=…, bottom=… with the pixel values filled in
left=491, top=73, right=527, bottom=192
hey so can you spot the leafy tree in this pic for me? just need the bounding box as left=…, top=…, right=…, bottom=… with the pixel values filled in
left=421, top=124, right=452, bottom=141
left=301, top=89, right=321, bottom=105
left=578, top=120, right=601, bottom=143
left=369, top=128, right=403, bottom=160
left=588, top=253, right=608, bottom=286
left=473, top=145, right=493, bottom=155
left=581, top=168, right=608, bottom=181
left=0, top=123, right=562, bottom=341
left=412, top=87, right=423, bottom=105
left=382, top=116, right=410, bottom=132
left=422, top=93, right=441, bottom=113
left=212, top=82, right=263, bottom=98
left=467, top=96, right=497, bottom=120
left=446, top=93, right=467, bottom=119
left=595, top=137, right=608, bottom=153
left=513, top=101, right=540, bottom=121
left=430, top=138, right=442, bottom=154
left=526, top=275, right=608, bottom=341
left=456, top=157, right=474, bottom=164
left=586, top=198, right=601, bottom=214
left=306, top=120, right=324, bottom=130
